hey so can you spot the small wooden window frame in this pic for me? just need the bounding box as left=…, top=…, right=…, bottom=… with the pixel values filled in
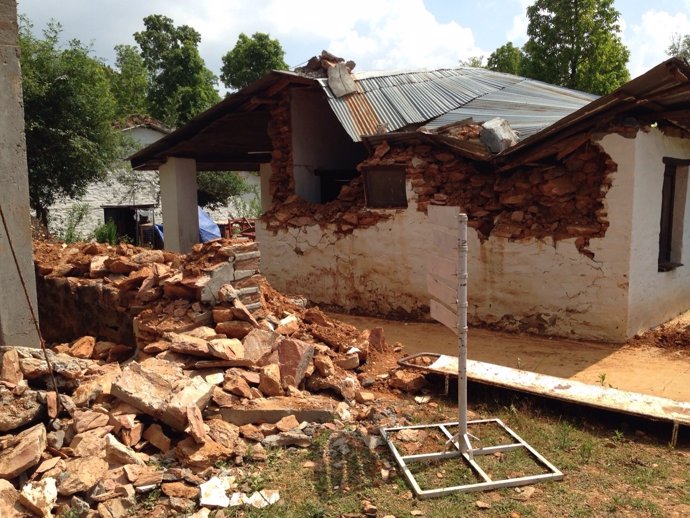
left=658, top=157, right=690, bottom=272
left=361, top=165, right=408, bottom=209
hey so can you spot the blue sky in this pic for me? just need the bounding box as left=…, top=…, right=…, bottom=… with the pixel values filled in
left=17, top=0, right=690, bottom=87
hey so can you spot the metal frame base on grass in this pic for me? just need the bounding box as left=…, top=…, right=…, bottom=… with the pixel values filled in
left=380, top=418, right=563, bottom=499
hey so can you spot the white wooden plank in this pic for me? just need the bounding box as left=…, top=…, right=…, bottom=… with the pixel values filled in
left=400, top=354, right=690, bottom=427
left=432, top=228, right=458, bottom=259
left=430, top=299, right=458, bottom=334
left=428, top=205, right=462, bottom=229
left=426, top=254, right=458, bottom=281
left=427, top=274, right=458, bottom=310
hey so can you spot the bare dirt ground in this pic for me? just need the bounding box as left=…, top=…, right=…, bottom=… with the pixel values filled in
left=330, top=312, right=690, bottom=402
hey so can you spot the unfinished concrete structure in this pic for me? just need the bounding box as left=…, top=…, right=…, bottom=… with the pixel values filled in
left=130, top=56, right=690, bottom=342
left=0, top=0, right=39, bottom=347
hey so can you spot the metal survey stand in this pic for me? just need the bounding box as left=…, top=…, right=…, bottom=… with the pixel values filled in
left=380, top=207, right=563, bottom=499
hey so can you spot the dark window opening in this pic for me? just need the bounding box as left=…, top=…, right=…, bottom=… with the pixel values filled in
left=362, top=166, right=407, bottom=208
left=658, top=158, right=689, bottom=272
left=315, top=169, right=359, bottom=203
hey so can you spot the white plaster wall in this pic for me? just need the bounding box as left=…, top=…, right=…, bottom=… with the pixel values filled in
left=258, top=153, right=636, bottom=341
left=290, top=89, right=366, bottom=202
left=626, top=129, right=690, bottom=335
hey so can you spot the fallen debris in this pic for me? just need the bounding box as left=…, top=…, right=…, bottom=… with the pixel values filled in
left=0, top=238, right=407, bottom=517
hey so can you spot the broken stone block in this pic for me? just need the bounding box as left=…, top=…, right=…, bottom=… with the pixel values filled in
left=0, top=386, right=42, bottom=432
left=368, top=327, right=387, bottom=353
left=123, top=464, right=162, bottom=488
left=105, top=433, right=145, bottom=466
left=355, top=390, right=376, bottom=404
left=89, top=255, right=109, bottom=278
left=73, top=409, right=110, bottom=433
left=335, top=352, right=360, bottom=370
left=480, top=117, right=519, bottom=153
left=277, top=415, right=300, bottom=432
left=71, top=363, right=121, bottom=407
left=239, top=424, right=264, bottom=442
left=0, top=423, right=46, bottom=478
left=216, top=320, right=254, bottom=339
left=142, top=424, right=171, bottom=453
left=69, top=426, right=111, bottom=458
left=96, top=496, right=135, bottom=518
left=223, top=370, right=253, bottom=399
left=208, top=338, right=244, bottom=360
left=68, top=336, right=95, bottom=359
left=206, top=419, right=240, bottom=450
left=19, top=477, right=57, bottom=518
left=275, top=314, right=299, bottom=335
left=242, top=329, right=280, bottom=363
left=0, top=479, right=27, bottom=518
left=0, top=349, right=23, bottom=384
left=313, top=355, right=335, bottom=377
left=389, top=370, right=428, bottom=393
left=220, top=396, right=335, bottom=426
left=175, top=437, right=232, bottom=471
left=186, top=405, right=206, bottom=444
left=165, top=332, right=210, bottom=357
left=258, top=364, right=282, bottom=397
left=110, top=358, right=214, bottom=431
left=57, top=456, right=108, bottom=496
left=278, top=338, right=314, bottom=387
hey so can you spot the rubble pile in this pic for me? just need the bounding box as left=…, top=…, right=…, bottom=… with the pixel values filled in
left=360, top=137, right=614, bottom=248
left=0, top=240, right=427, bottom=516
left=34, top=239, right=262, bottom=346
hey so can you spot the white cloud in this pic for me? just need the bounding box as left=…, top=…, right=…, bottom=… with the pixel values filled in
left=623, top=9, right=690, bottom=78
left=506, top=0, right=533, bottom=43
left=325, top=0, right=486, bottom=70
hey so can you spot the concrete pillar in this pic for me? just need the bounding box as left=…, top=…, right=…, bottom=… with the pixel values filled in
left=0, top=0, right=40, bottom=347
left=159, top=157, right=199, bottom=253
left=259, top=162, right=273, bottom=212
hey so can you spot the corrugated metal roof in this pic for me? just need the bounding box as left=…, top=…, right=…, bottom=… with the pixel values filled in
left=321, top=67, right=596, bottom=142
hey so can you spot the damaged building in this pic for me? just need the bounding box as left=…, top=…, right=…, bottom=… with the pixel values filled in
left=130, top=54, right=690, bottom=342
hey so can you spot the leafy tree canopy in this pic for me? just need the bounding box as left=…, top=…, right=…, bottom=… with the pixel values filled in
left=486, top=42, right=524, bottom=75
left=521, top=0, right=630, bottom=95
left=668, top=33, right=690, bottom=61
left=109, top=44, right=149, bottom=119
left=19, top=18, right=124, bottom=225
left=134, top=14, right=220, bottom=126
left=220, top=32, right=288, bottom=90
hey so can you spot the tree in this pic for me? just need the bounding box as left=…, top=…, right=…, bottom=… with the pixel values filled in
left=487, top=42, right=524, bottom=75
left=668, top=33, right=690, bottom=61
left=459, top=56, right=485, bottom=68
left=19, top=19, right=124, bottom=225
left=197, top=172, right=251, bottom=209
left=109, top=44, right=149, bottom=119
left=134, top=14, right=220, bottom=126
left=521, top=0, right=630, bottom=95
left=220, top=32, right=288, bottom=90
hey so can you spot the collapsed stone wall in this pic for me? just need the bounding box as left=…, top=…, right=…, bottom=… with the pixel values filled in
left=359, top=137, right=615, bottom=256
left=262, top=91, right=615, bottom=254
left=35, top=239, right=261, bottom=347
left=263, top=93, right=389, bottom=235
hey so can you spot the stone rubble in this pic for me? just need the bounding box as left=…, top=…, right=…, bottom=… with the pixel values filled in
left=0, top=241, right=424, bottom=518
left=0, top=238, right=444, bottom=516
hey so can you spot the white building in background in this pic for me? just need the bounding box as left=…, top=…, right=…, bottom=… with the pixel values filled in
left=48, top=118, right=260, bottom=241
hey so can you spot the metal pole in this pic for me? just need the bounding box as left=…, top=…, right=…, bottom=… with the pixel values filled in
left=457, top=213, right=469, bottom=451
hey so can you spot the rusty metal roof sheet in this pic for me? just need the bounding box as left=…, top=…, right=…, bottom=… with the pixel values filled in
left=320, top=67, right=593, bottom=141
